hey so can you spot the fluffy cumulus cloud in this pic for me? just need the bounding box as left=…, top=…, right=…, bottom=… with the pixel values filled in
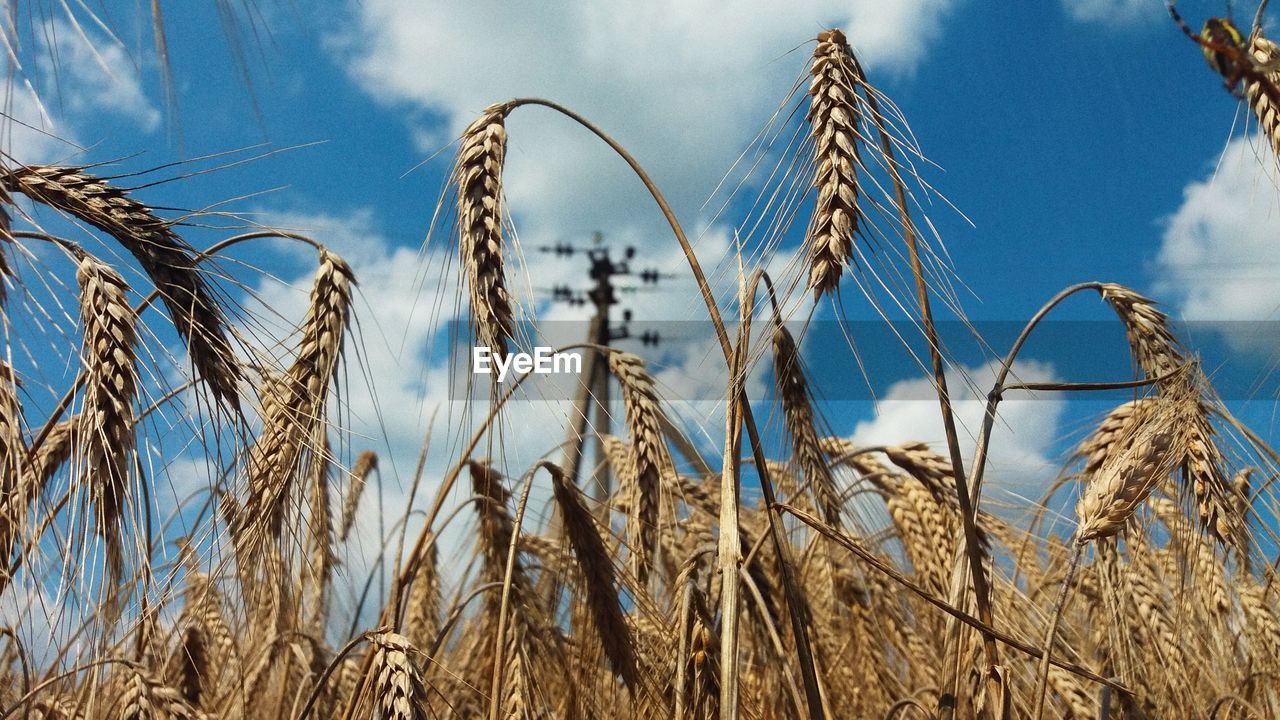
left=334, top=0, right=956, bottom=313
left=34, top=20, right=161, bottom=132
left=2, top=18, right=160, bottom=162
left=1156, top=135, right=1280, bottom=349
left=849, top=359, right=1066, bottom=502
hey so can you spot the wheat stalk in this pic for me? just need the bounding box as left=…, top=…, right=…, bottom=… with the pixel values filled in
left=0, top=188, right=12, bottom=302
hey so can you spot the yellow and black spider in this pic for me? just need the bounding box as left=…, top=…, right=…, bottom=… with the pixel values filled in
left=1167, top=0, right=1268, bottom=98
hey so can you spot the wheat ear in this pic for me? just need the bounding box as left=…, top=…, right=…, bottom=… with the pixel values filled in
left=115, top=668, right=206, bottom=720
left=75, top=253, right=140, bottom=579
left=608, top=351, right=670, bottom=585
left=772, top=325, right=842, bottom=525
left=0, top=363, right=19, bottom=490
left=3, top=165, right=243, bottom=410
left=1247, top=36, right=1280, bottom=159
left=1076, top=394, right=1190, bottom=541
left=0, top=416, right=76, bottom=595
left=245, top=249, right=354, bottom=539
left=1100, top=284, right=1239, bottom=543
left=544, top=462, right=638, bottom=690
left=805, top=29, right=863, bottom=297
left=370, top=632, right=430, bottom=720
left=339, top=450, right=377, bottom=541
left=455, top=107, right=516, bottom=360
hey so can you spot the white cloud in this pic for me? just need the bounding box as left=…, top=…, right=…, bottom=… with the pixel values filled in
left=1, top=18, right=160, bottom=163
left=849, top=359, right=1066, bottom=500
left=0, top=82, right=69, bottom=163
left=1156, top=135, right=1280, bottom=349
left=1063, top=0, right=1159, bottom=24
left=335, top=0, right=956, bottom=321
left=33, top=20, right=161, bottom=133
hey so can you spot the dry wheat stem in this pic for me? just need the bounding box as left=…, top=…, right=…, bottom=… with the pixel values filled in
left=714, top=278, right=754, bottom=720
left=1031, top=540, right=1084, bottom=720
left=844, top=48, right=1001, bottom=709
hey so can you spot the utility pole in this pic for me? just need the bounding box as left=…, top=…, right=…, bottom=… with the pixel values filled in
left=538, top=233, right=664, bottom=500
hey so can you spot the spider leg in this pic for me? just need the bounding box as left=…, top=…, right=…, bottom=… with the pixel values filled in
left=1167, top=1, right=1202, bottom=42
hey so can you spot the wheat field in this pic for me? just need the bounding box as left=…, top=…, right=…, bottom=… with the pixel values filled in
left=2, top=10, right=1280, bottom=720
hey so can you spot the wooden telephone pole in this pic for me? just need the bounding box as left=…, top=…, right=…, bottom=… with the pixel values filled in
left=539, top=233, right=663, bottom=500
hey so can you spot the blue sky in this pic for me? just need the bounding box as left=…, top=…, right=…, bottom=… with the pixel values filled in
left=6, top=0, right=1280, bottom=610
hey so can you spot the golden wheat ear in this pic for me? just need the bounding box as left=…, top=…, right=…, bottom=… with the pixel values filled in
left=771, top=324, right=843, bottom=526
left=804, top=29, right=864, bottom=298
left=245, top=249, right=354, bottom=541
left=455, top=107, right=516, bottom=361
left=1100, top=284, right=1242, bottom=546
left=543, top=462, right=639, bottom=691
left=1247, top=36, right=1280, bottom=159
left=1075, top=392, right=1192, bottom=542
left=74, top=252, right=141, bottom=582
left=339, top=450, right=378, bottom=541
left=115, top=668, right=207, bottom=720
left=367, top=632, right=431, bottom=720
left=607, top=351, right=672, bottom=587
left=0, top=363, right=21, bottom=499
left=2, top=165, right=244, bottom=412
